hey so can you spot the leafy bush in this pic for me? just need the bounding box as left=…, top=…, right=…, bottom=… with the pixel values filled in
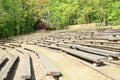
left=108, top=20, right=120, bottom=26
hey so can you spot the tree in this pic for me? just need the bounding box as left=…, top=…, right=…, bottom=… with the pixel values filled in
left=0, top=0, right=120, bottom=38
left=0, top=0, right=49, bottom=38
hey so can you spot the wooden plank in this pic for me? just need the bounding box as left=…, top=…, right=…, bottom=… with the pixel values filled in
left=40, top=44, right=107, bottom=66
left=77, top=43, right=120, bottom=52
left=6, top=50, right=17, bottom=57
left=14, top=48, right=31, bottom=79
left=15, top=48, right=27, bottom=54
left=21, top=53, right=31, bottom=79
left=36, top=51, right=61, bottom=77
left=0, top=46, right=6, bottom=50
left=0, top=56, right=18, bottom=80
left=9, top=43, right=21, bottom=47
left=68, top=44, right=120, bottom=58
left=4, top=44, right=14, bottom=48
left=24, top=47, right=35, bottom=53
left=59, top=47, right=107, bottom=64
left=0, top=53, right=7, bottom=66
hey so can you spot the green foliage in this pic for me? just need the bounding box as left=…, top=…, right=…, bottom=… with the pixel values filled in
left=108, top=20, right=120, bottom=26
left=0, top=0, right=120, bottom=38
left=0, top=0, right=49, bottom=38
left=45, top=0, right=120, bottom=28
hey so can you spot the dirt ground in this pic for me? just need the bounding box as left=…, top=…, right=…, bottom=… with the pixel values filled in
left=27, top=45, right=112, bottom=80
left=1, top=43, right=119, bottom=80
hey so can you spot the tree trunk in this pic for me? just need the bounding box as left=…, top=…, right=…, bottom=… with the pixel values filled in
left=103, top=15, right=107, bottom=26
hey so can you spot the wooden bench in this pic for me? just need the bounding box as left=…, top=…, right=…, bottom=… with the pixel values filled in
left=56, top=43, right=70, bottom=48
left=35, top=51, right=61, bottom=77
left=45, top=40, right=58, bottom=43
left=70, top=40, right=120, bottom=46
left=108, top=38, right=120, bottom=42
left=0, top=46, right=6, bottom=50
left=9, top=43, right=21, bottom=47
left=58, top=47, right=107, bottom=66
left=76, top=43, right=120, bottom=52
left=24, top=47, right=35, bottom=53
left=39, top=44, right=107, bottom=66
left=37, top=43, right=46, bottom=47
left=0, top=55, right=18, bottom=80
left=14, top=48, right=31, bottom=79
left=21, top=53, right=31, bottom=79
left=6, top=50, right=17, bottom=57
left=67, top=44, right=120, bottom=60
left=15, top=48, right=27, bottom=54
left=94, top=32, right=120, bottom=36
left=0, top=53, right=7, bottom=68
left=44, top=45, right=61, bottom=50
left=4, top=44, right=14, bottom=48
left=27, top=41, right=35, bottom=45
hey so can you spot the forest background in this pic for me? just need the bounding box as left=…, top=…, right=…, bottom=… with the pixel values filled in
left=0, top=0, right=120, bottom=38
